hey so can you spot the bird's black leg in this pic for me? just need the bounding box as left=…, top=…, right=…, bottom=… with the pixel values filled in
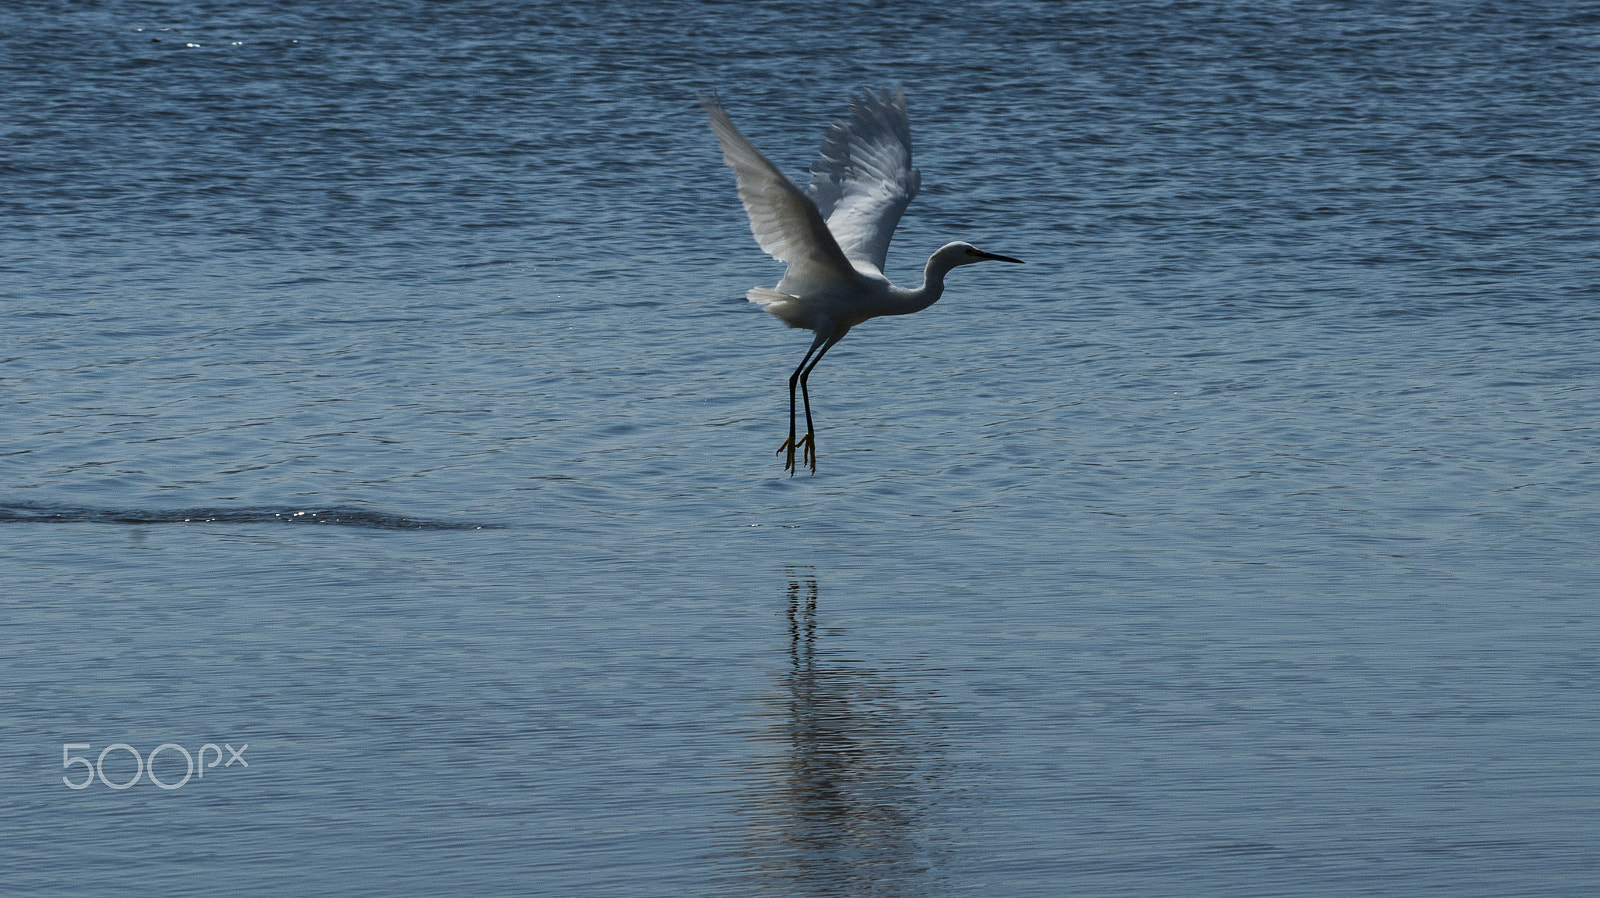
left=796, top=335, right=838, bottom=474
left=781, top=331, right=829, bottom=474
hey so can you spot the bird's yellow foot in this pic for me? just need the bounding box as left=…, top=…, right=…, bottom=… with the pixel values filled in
left=777, top=437, right=798, bottom=474
left=776, top=434, right=816, bottom=475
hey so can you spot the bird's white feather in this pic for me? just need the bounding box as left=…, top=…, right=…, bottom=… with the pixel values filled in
left=806, top=88, right=921, bottom=277
left=702, top=97, right=858, bottom=297
left=745, top=286, right=807, bottom=328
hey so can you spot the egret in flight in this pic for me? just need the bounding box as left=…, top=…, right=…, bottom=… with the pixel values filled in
left=704, top=89, right=1022, bottom=474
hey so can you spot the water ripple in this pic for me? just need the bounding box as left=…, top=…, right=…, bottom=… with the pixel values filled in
left=0, top=501, right=497, bottom=530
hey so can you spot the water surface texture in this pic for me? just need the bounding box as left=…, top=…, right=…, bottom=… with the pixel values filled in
left=4, top=1, right=1599, bottom=895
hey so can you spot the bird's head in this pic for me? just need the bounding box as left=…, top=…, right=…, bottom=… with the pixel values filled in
left=938, top=241, right=1025, bottom=267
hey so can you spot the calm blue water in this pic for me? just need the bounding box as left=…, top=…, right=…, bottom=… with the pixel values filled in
left=4, top=0, right=1599, bottom=894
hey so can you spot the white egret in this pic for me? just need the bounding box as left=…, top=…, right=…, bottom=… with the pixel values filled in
left=704, top=88, right=1023, bottom=474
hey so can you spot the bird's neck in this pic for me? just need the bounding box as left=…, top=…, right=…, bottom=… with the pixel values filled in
left=884, top=254, right=955, bottom=316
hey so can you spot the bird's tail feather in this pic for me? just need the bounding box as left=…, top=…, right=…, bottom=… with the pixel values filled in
left=746, top=287, right=807, bottom=328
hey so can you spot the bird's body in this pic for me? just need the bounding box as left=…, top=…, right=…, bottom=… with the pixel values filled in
left=704, top=89, right=1022, bottom=473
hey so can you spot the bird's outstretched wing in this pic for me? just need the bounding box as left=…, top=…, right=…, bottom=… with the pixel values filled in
left=702, top=97, right=857, bottom=295
left=806, top=88, right=921, bottom=277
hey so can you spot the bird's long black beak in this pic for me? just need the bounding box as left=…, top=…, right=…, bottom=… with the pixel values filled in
left=978, top=250, right=1024, bottom=264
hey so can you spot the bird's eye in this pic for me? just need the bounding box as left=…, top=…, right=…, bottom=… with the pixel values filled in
left=965, top=247, right=979, bottom=256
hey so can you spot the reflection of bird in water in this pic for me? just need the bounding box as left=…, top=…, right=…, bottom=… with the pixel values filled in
left=704, top=90, right=1023, bottom=474
left=732, top=572, right=951, bottom=896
